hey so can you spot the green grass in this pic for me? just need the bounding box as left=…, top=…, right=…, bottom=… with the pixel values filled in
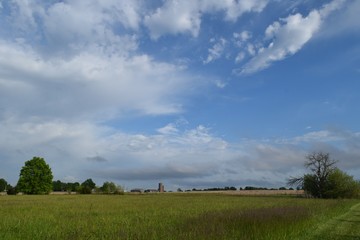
left=309, top=202, right=360, bottom=240
left=0, top=193, right=358, bottom=239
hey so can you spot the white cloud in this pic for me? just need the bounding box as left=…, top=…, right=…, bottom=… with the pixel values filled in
left=239, top=0, right=347, bottom=75
left=214, top=79, right=227, bottom=89
left=2, top=0, right=142, bottom=58
left=157, top=124, right=179, bottom=135
left=235, top=52, right=246, bottom=63
left=292, top=130, right=341, bottom=143
left=320, top=0, right=360, bottom=37
left=0, top=39, right=197, bottom=120
left=233, top=31, right=252, bottom=45
left=203, top=38, right=227, bottom=64
left=319, top=0, right=347, bottom=18
left=246, top=43, right=257, bottom=56
left=144, top=0, right=269, bottom=39
left=1, top=114, right=360, bottom=188
left=144, top=1, right=201, bottom=39
left=240, top=10, right=322, bottom=74
left=224, top=0, right=268, bottom=21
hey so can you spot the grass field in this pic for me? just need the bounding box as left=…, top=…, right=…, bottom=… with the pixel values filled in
left=0, top=193, right=359, bottom=239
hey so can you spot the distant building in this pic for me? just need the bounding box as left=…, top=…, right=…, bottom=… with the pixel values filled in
left=130, top=188, right=144, bottom=193
left=144, top=189, right=158, bottom=193
left=158, top=182, right=164, bottom=192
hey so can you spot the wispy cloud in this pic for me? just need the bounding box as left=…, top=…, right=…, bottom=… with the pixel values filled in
left=238, top=0, right=347, bottom=75
left=203, top=38, right=227, bottom=64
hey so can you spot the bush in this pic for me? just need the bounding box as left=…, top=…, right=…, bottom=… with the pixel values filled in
left=323, top=168, right=360, bottom=198
left=6, top=185, right=17, bottom=195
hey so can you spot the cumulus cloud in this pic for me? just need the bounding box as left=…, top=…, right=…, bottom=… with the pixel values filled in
left=144, top=1, right=201, bottom=39
left=0, top=41, right=193, bottom=119
left=0, top=0, right=197, bottom=121
left=238, top=0, right=347, bottom=75
left=144, top=0, right=268, bottom=39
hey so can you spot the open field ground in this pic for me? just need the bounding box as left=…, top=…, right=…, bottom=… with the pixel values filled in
left=0, top=193, right=359, bottom=240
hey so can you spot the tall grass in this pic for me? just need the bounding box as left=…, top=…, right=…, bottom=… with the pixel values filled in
left=0, top=193, right=357, bottom=239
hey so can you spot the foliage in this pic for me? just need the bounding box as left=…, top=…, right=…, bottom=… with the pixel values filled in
left=17, top=157, right=53, bottom=194
left=323, top=168, right=360, bottom=199
left=67, top=182, right=80, bottom=192
left=0, top=178, right=7, bottom=192
left=52, top=180, right=79, bottom=193
left=100, top=181, right=123, bottom=194
left=6, top=184, right=17, bottom=195
left=204, top=186, right=237, bottom=191
left=288, top=152, right=359, bottom=198
left=79, top=178, right=96, bottom=194
left=53, top=180, right=66, bottom=192
left=244, top=186, right=269, bottom=190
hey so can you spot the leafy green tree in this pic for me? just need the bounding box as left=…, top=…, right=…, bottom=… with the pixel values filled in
left=101, top=181, right=118, bottom=194
left=67, top=182, right=80, bottom=192
left=0, top=178, right=7, bottom=192
left=99, top=181, right=124, bottom=195
left=79, top=178, right=96, bottom=194
left=53, top=180, right=64, bottom=192
left=17, top=157, right=53, bottom=194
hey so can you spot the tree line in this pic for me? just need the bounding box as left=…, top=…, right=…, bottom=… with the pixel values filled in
left=0, top=157, right=123, bottom=195
left=1, top=153, right=360, bottom=198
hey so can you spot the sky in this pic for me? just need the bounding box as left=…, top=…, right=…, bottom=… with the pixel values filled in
left=0, top=0, right=359, bottom=191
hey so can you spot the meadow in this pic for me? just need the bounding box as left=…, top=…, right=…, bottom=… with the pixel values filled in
left=0, top=193, right=359, bottom=240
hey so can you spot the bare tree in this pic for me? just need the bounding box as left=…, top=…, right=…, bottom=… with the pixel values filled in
left=288, top=152, right=337, bottom=198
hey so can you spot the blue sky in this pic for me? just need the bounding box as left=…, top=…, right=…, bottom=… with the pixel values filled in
left=0, top=0, right=359, bottom=190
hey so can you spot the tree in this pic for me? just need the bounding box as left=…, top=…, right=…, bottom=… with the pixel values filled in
left=79, top=178, right=96, bottom=194
left=288, top=152, right=360, bottom=198
left=101, top=181, right=118, bottom=194
left=67, top=182, right=80, bottom=192
left=53, top=180, right=66, bottom=192
left=0, top=178, right=8, bottom=192
left=17, top=157, right=53, bottom=194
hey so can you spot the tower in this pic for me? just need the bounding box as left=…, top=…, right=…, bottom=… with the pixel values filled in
left=158, top=182, right=164, bottom=192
